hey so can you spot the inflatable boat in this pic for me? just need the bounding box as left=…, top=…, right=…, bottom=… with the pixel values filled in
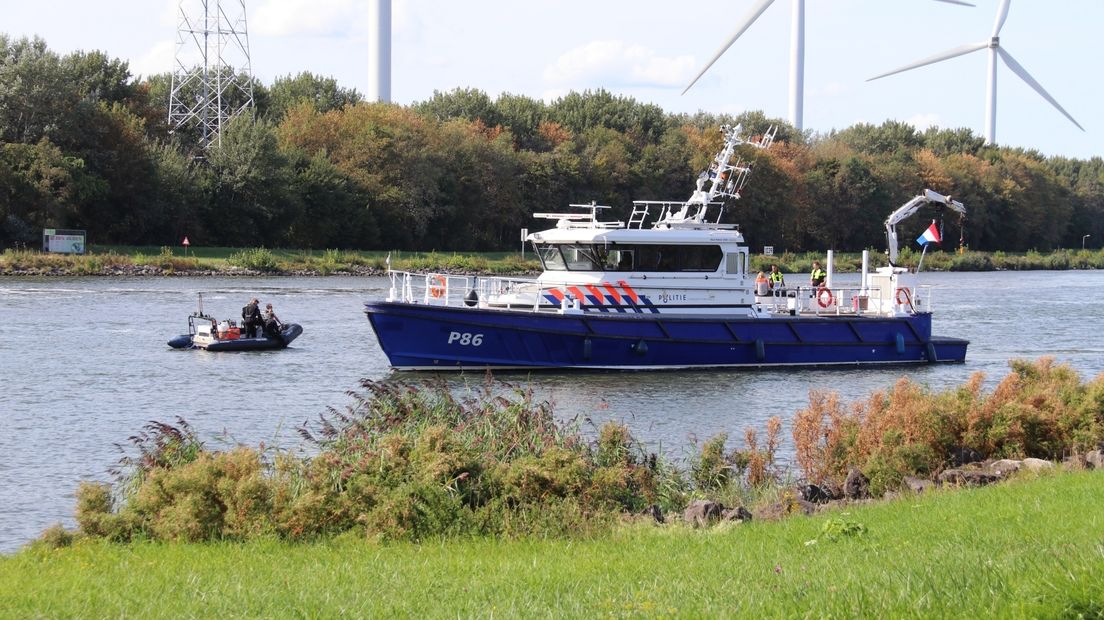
left=168, top=296, right=302, bottom=351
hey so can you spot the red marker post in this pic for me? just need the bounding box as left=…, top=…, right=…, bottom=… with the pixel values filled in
left=182, top=236, right=190, bottom=258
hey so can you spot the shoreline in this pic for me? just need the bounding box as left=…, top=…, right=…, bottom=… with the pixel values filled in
left=2, top=247, right=1102, bottom=277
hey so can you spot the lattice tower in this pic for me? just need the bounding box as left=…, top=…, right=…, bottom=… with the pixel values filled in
left=168, top=0, right=255, bottom=149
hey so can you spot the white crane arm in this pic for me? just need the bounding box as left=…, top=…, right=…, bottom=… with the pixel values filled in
left=885, top=189, right=966, bottom=266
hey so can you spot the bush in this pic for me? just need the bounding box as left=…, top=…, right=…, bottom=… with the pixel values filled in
left=792, top=358, right=1104, bottom=493
left=58, top=358, right=1104, bottom=545
left=228, top=247, right=280, bottom=272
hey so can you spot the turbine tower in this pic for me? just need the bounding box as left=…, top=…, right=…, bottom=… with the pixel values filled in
left=168, top=0, right=255, bottom=149
left=867, top=0, right=1083, bottom=145
left=682, top=0, right=973, bottom=132
left=367, top=0, right=391, bottom=103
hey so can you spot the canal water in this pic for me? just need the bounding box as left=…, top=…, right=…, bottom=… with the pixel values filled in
left=1, top=271, right=1102, bottom=552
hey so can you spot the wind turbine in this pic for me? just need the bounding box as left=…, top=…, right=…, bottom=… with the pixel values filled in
left=368, top=0, right=392, bottom=103
left=682, top=0, right=974, bottom=131
left=867, top=0, right=1084, bottom=145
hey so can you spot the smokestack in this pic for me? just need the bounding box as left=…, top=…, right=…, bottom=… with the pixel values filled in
left=368, top=0, right=391, bottom=102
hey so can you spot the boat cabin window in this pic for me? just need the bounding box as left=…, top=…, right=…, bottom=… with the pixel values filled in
left=534, top=243, right=722, bottom=272
left=537, top=244, right=566, bottom=271
left=561, top=244, right=609, bottom=271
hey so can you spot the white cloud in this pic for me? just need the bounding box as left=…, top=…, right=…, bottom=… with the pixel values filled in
left=905, top=112, right=941, bottom=131
left=542, top=40, right=694, bottom=89
left=253, top=0, right=368, bottom=37
left=130, top=39, right=176, bottom=78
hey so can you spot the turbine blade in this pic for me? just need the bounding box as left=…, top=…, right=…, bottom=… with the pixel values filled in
left=997, top=48, right=1085, bottom=131
left=682, top=0, right=777, bottom=95
left=991, top=0, right=1011, bottom=38
left=932, top=0, right=975, bottom=6
left=867, top=42, right=988, bottom=81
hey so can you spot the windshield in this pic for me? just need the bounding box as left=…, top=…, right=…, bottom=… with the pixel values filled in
left=536, top=244, right=566, bottom=271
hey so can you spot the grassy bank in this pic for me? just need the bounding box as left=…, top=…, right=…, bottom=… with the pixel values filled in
left=2, top=245, right=1102, bottom=276
left=3, top=470, right=1102, bottom=617
left=0, top=246, right=541, bottom=276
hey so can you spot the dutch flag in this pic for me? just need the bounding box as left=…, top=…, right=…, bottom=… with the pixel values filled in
left=917, top=222, right=941, bottom=246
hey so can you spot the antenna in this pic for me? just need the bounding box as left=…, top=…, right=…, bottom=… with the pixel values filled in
left=168, top=0, right=256, bottom=150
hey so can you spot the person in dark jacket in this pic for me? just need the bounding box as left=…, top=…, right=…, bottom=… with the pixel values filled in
left=242, top=297, right=262, bottom=338
left=262, top=303, right=282, bottom=338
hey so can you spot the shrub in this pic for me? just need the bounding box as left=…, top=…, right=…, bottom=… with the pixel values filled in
left=35, top=524, right=75, bottom=550
left=228, top=247, right=280, bottom=272
left=691, top=434, right=732, bottom=492
left=792, top=358, right=1104, bottom=493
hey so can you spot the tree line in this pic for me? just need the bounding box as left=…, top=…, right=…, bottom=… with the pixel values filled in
left=2, top=35, right=1101, bottom=253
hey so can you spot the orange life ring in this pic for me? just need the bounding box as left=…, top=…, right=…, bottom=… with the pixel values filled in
left=429, top=275, right=446, bottom=299
left=895, top=287, right=912, bottom=306
left=817, top=287, right=833, bottom=308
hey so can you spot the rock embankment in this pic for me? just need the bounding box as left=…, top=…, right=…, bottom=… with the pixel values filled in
left=676, top=449, right=1102, bottom=528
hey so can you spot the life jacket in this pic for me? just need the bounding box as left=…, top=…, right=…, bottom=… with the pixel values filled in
left=811, top=268, right=826, bottom=284
left=242, top=304, right=258, bottom=320
left=769, top=271, right=785, bottom=283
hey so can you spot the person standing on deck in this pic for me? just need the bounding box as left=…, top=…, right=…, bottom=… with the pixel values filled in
left=810, top=261, right=827, bottom=289
left=242, top=297, right=263, bottom=338
left=769, top=264, right=785, bottom=291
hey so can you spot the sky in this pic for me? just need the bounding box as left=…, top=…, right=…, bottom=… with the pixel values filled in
left=5, top=0, right=1101, bottom=159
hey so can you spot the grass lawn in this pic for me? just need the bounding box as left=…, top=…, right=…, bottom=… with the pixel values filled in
left=89, top=245, right=523, bottom=262
left=3, top=470, right=1102, bottom=617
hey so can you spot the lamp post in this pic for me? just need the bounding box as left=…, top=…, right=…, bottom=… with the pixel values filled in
left=1083, top=234, right=1091, bottom=250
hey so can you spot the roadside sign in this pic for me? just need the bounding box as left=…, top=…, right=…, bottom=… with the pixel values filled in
left=182, top=237, right=190, bottom=246
left=42, top=229, right=86, bottom=254
left=764, top=246, right=774, bottom=256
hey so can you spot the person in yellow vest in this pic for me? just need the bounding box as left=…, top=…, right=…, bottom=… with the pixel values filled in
left=768, top=264, right=785, bottom=291
left=755, top=271, right=769, bottom=296
left=810, top=261, right=827, bottom=289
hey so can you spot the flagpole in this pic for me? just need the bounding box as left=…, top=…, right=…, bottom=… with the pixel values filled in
left=917, top=243, right=930, bottom=273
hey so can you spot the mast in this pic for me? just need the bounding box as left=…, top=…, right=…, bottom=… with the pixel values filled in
left=685, top=123, right=778, bottom=212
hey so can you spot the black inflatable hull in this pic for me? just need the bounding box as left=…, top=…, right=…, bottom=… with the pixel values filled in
left=168, top=323, right=303, bottom=351
left=167, top=334, right=194, bottom=349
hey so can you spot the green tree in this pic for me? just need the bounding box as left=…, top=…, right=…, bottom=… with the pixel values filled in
left=266, top=71, right=361, bottom=122
left=0, top=36, right=79, bottom=144
left=0, top=140, right=104, bottom=246
left=494, top=93, right=548, bottom=151
left=203, top=116, right=294, bottom=246
left=414, top=88, right=501, bottom=127
left=283, top=148, right=377, bottom=249
left=549, top=89, right=670, bottom=146
left=832, top=120, right=922, bottom=157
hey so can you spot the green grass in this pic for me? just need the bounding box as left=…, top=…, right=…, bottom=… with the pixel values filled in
left=4, top=470, right=1103, bottom=617
left=4, top=245, right=1102, bottom=276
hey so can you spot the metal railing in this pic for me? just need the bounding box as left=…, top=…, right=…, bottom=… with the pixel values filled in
left=756, top=285, right=933, bottom=316
left=386, top=271, right=934, bottom=317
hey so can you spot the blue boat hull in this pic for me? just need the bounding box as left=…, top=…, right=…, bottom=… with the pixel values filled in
left=364, top=302, right=968, bottom=370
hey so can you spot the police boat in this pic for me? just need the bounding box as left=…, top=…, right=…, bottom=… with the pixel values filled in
left=364, top=123, right=969, bottom=370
